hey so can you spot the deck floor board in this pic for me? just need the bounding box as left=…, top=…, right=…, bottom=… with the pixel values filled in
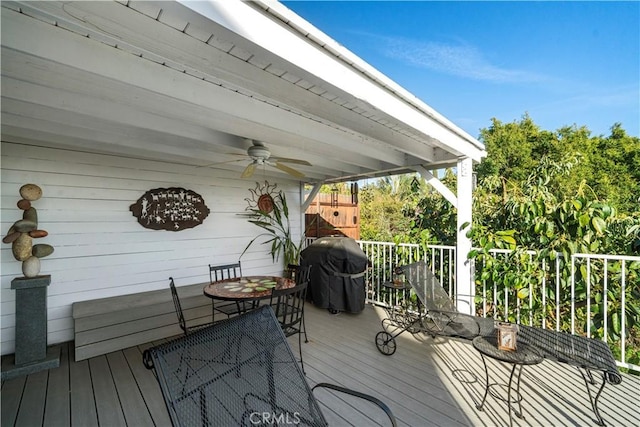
left=1, top=372, right=26, bottom=427
left=122, top=346, right=172, bottom=426
left=68, top=356, right=98, bottom=426
left=107, top=350, right=155, bottom=427
left=43, top=342, right=70, bottom=427
left=15, top=370, right=47, bottom=426
left=1, top=303, right=639, bottom=426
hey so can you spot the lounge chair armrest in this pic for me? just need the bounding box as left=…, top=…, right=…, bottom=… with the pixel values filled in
left=312, top=382, right=397, bottom=427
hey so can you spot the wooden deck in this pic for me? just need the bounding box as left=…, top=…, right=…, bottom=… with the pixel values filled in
left=3, top=303, right=639, bottom=426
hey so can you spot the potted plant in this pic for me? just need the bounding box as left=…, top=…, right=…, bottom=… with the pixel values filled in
left=240, top=182, right=304, bottom=268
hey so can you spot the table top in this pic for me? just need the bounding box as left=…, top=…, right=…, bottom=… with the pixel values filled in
left=473, top=335, right=543, bottom=365
left=203, top=276, right=295, bottom=301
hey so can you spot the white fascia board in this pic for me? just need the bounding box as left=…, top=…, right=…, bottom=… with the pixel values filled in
left=177, top=0, right=486, bottom=162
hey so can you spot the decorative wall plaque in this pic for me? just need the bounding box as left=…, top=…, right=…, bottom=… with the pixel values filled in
left=129, top=187, right=209, bottom=231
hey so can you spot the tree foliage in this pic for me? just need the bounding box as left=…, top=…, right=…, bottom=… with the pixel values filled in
left=359, top=175, right=422, bottom=242
left=478, top=115, right=640, bottom=215
left=358, top=117, right=640, bottom=368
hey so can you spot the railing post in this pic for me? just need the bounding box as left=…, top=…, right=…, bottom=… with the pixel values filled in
left=456, top=157, right=474, bottom=315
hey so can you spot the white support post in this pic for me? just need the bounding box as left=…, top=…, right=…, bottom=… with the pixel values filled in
left=456, top=157, right=474, bottom=315
left=302, top=182, right=323, bottom=212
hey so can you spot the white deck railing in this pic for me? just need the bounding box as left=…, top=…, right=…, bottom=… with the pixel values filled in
left=349, top=239, right=639, bottom=371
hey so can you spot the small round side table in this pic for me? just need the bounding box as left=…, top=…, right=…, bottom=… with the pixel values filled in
left=472, top=335, right=543, bottom=427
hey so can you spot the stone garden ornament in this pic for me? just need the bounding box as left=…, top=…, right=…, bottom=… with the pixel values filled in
left=2, top=184, right=55, bottom=278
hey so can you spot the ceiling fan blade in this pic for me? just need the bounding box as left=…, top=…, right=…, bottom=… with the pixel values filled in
left=274, top=161, right=305, bottom=178
left=270, top=157, right=312, bottom=166
left=197, top=158, right=245, bottom=168
left=241, top=162, right=257, bottom=178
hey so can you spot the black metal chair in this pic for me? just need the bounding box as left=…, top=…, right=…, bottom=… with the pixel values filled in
left=269, top=265, right=311, bottom=374
left=208, top=261, right=246, bottom=320
left=143, top=306, right=397, bottom=427
left=169, top=277, right=216, bottom=335
left=281, top=264, right=312, bottom=343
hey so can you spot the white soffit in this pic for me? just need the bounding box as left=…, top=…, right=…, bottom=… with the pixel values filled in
left=178, top=0, right=486, bottom=162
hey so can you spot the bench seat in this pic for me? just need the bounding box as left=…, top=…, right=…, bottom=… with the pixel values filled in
left=72, top=283, right=213, bottom=361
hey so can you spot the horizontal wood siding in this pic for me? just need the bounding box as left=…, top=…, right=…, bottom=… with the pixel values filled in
left=1, top=141, right=302, bottom=355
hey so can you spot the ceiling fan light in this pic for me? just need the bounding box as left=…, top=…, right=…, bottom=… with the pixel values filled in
left=247, top=145, right=271, bottom=160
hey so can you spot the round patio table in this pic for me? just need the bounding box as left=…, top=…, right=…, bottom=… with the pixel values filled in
left=472, top=335, right=543, bottom=427
left=204, top=276, right=295, bottom=303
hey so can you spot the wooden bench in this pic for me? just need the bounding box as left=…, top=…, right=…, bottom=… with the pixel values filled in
left=72, top=283, right=213, bottom=361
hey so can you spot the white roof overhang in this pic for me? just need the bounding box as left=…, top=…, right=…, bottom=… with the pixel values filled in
left=1, top=0, right=486, bottom=184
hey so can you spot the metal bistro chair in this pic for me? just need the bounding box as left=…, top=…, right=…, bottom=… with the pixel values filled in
left=269, top=264, right=312, bottom=374
left=169, top=277, right=216, bottom=335
left=208, top=261, right=249, bottom=321
left=143, top=305, right=397, bottom=427
left=283, top=264, right=312, bottom=341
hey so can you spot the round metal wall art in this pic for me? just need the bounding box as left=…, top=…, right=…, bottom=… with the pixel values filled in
left=257, top=194, right=275, bottom=213
left=129, top=187, right=210, bottom=231
left=245, top=181, right=279, bottom=214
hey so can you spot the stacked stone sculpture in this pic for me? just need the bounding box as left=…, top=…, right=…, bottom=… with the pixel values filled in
left=2, top=184, right=54, bottom=278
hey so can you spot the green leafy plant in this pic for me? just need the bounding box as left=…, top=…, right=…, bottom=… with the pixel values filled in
left=240, top=183, right=303, bottom=267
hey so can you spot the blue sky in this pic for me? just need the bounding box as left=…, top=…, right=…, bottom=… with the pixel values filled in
left=282, top=1, right=640, bottom=139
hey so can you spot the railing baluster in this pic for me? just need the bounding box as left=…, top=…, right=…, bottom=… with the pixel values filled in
left=587, top=258, right=591, bottom=337
left=556, top=257, right=561, bottom=332
left=542, top=257, right=547, bottom=329
left=603, top=260, right=608, bottom=345
left=621, top=261, right=626, bottom=365
left=571, top=256, right=576, bottom=334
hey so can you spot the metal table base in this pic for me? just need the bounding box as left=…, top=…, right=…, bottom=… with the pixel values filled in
left=473, top=335, right=543, bottom=427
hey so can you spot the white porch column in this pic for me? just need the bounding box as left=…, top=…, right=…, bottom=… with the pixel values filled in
left=456, top=157, right=474, bottom=315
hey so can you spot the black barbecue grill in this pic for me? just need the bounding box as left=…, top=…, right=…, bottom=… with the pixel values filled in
left=300, top=236, right=369, bottom=314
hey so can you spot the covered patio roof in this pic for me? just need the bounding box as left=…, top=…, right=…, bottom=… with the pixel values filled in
left=1, top=0, right=485, bottom=185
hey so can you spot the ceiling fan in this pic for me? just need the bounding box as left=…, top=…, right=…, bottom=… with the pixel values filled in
left=203, top=139, right=311, bottom=179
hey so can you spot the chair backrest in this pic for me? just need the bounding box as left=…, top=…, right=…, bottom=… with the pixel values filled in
left=143, top=305, right=327, bottom=426
left=400, top=261, right=457, bottom=313
left=209, top=261, right=241, bottom=283
left=168, top=277, right=188, bottom=334
left=269, top=278, right=309, bottom=333
left=285, top=264, right=312, bottom=285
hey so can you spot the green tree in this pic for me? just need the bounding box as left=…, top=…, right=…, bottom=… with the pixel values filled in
left=360, top=175, right=423, bottom=242
left=406, top=169, right=457, bottom=245
left=477, top=116, right=640, bottom=216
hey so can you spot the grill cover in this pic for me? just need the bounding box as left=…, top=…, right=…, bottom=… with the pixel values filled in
left=300, top=236, right=368, bottom=313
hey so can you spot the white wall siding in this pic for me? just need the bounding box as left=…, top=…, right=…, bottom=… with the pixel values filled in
left=0, top=141, right=302, bottom=354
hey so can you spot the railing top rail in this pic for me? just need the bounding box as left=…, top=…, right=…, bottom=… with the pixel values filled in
left=357, top=240, right=456, bottom=251
left=478, top=248, right=638, bottom=261
left=572, top=253, right=640, bottom=262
